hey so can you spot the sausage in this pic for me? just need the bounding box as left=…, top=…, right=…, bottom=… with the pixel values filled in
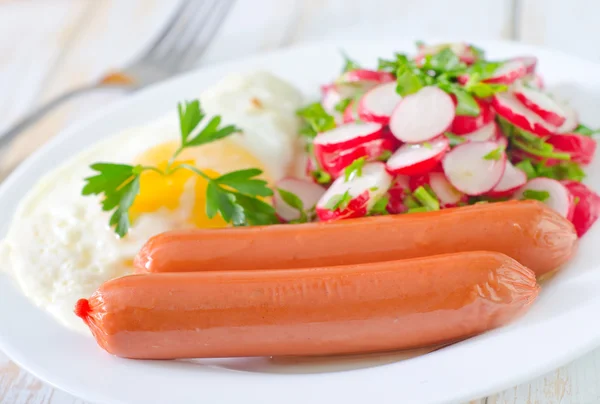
left=76, top=251, right=539, bottom=359
left=135, top=200, right=577, bottom=276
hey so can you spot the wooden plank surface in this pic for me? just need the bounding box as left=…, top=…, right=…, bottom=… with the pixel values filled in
left=0, top=0, right=599, bottom=402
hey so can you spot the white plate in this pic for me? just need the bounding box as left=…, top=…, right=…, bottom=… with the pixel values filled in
left=1, top=39, right=600, bottom=404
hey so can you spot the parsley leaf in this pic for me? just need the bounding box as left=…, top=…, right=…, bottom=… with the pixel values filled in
left=82, top=163, right=142, bottom=238
left=344, top=157, right=366, bottom=181
left=334, top=98, right=352, bottom=114
left=535, top=161, right=586, bottom=182
left=522, top=189, right=550, bottom=202
left=377, top=149, right=393, bottom=161
left=421, top=48, right=467, bottom=75
left=369, top=196, right=389, bottom=215
left=297, top=102, right=336, bottom=138
left=83, top=99, right=278, bottom=237
left=413, top=186, right=440, bottom=211
left=214, top=168, right=273, bottom=197
left=178, top=101, right=239, bottom=148
left=444, top=132, right=466, bottom=146
left=278, top=188, right=309, bottom=223
left=515, top=160, right=537, bottom=179
left=278, top=188, right=304, bottom=211
left=573, top=124, right=599, bottom=137
left=483, top=146, right=505, bottom=161
left=438, top=82, right=480, bottom=116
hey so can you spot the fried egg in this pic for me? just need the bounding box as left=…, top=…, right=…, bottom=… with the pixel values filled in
left=0, top=71, right=303, bottom=332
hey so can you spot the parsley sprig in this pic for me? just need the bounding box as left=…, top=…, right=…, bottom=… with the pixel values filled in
left=83, top=100, right=278, bottom=237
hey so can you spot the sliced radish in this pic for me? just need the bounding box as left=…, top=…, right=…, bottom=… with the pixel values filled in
left=513, top=56, right=537, bottom=75
left=358, top=82, right=402, bottom=124
left=316, top=162, right=392, bottom=221
left=315, top=137, right=394, bottom=178
left=386, top=175, right=410, bottom=214
left=495, top=134, right=508, bottom=149
left=442, top=141, right=506, bottom=195
left=556, top=103, right=579, bottom=133
left=343, top=101, right=359, bottom=123
left=484, top=58, right=531, bottom=85
left=487, top=161, right=527, bottom=197
left=321, top=84, right=356, bottom=122
left=521, top=74, right=544, bottom=89
left=460, top=121, right=499, bottom=142
left=492, top=92, right=557, bottom=136
left=274, top=178, right=326, bottom=222
left=562, top=180, right=600, bottom=237
left=314, top=122, right=383, bottom=152
left=428, top=172, right=467, bottom=207
left=450, top=97, right=495, bottom=134
left=514, top=178, right=574, bottom=219
left=389, top=86, right=455, bottom=143
left=336, top=69, right=395, bottom=88
left=386, top=136, right=449, bottom=176
left=546, top=132, right=597, bottom=165
left=513, top=81, right=567, bottom=127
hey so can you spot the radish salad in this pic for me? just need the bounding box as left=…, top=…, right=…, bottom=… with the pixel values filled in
left=275, top=41, right=600, bottom=237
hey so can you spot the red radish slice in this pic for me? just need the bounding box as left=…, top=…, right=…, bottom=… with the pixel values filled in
left=442, top=141, right=506, bottom=195
left=521, top=74, right=544, bottom=89
left=315, top=137, right=394, bottom=178
left=513, top=56, right=537, bottom=75
left=514, top=178, right=574, bottom=219
left=461, top=121, right=499, bottom=142
left=358, top=82, right=402, bottom=124
left=513, top=81, right=567, bottom=127
left=562, top=180, right=600, bottom=237
left=487, top=161, right=527, bottom=197
left=336, top=69, right=395, bottom=87
left=316, top=162, right=392, bottom=221
left=492, top=92, right=557, bottom=136
left=429, top=172, right=466, bottom=207
left=450, top=98, right=495, bottom=134
left=495, top=134, right=508, bottom=149
left=547, top=132, right=597, bottom=165
left=484, top=58, right=530, bottom=85
left=386, top=136, right=449, bottom=176
left=556, top=103, right=579, bottom=133
left=321, top=84, right=355, bottom=122
left=274, top=178, right=326, bottom=222
left=386, top=175, right=410, bottom=214
left=343, top=101, right=359, bottom=123
left=314, top=122, right=383, bottom=152
left=389, top=86, right=455, bottom=143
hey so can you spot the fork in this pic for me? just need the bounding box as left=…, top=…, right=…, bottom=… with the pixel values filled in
left=0, top=0, right=234, bottom=150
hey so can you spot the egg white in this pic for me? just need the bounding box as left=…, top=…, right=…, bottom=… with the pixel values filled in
left=0, top=71, right=303, bottom=332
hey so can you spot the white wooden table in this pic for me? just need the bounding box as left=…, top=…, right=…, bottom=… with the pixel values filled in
left=2, top=0, right=600, bottom=402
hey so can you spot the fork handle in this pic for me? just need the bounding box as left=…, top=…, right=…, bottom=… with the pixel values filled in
left=0, top=81, right=128, bottom=151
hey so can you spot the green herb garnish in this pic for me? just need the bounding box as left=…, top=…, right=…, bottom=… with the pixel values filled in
left=344, top=157, right=366, bottom=182
left=369, top=196, right=390, bottom=215
left=297, top=102, right=336, bottom=138
left=413, top=186, right=440, bottom=211
left=83, top=100, right=276, bottom=237
left=522, top=189, right=550, bottom=202
left=324, top=190, right=352, bottom=211
left=444, top=132, right=467, bottom=146
left=483, top=146, right=505, bottom=161
left=277, top=188, right=310, bottom=223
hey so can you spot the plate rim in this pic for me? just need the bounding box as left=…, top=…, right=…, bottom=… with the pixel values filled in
left=1, top=38, right=600, bottom=404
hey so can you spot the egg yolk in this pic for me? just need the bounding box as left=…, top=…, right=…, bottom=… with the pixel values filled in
left=129, top=138, right=272, bottom=228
